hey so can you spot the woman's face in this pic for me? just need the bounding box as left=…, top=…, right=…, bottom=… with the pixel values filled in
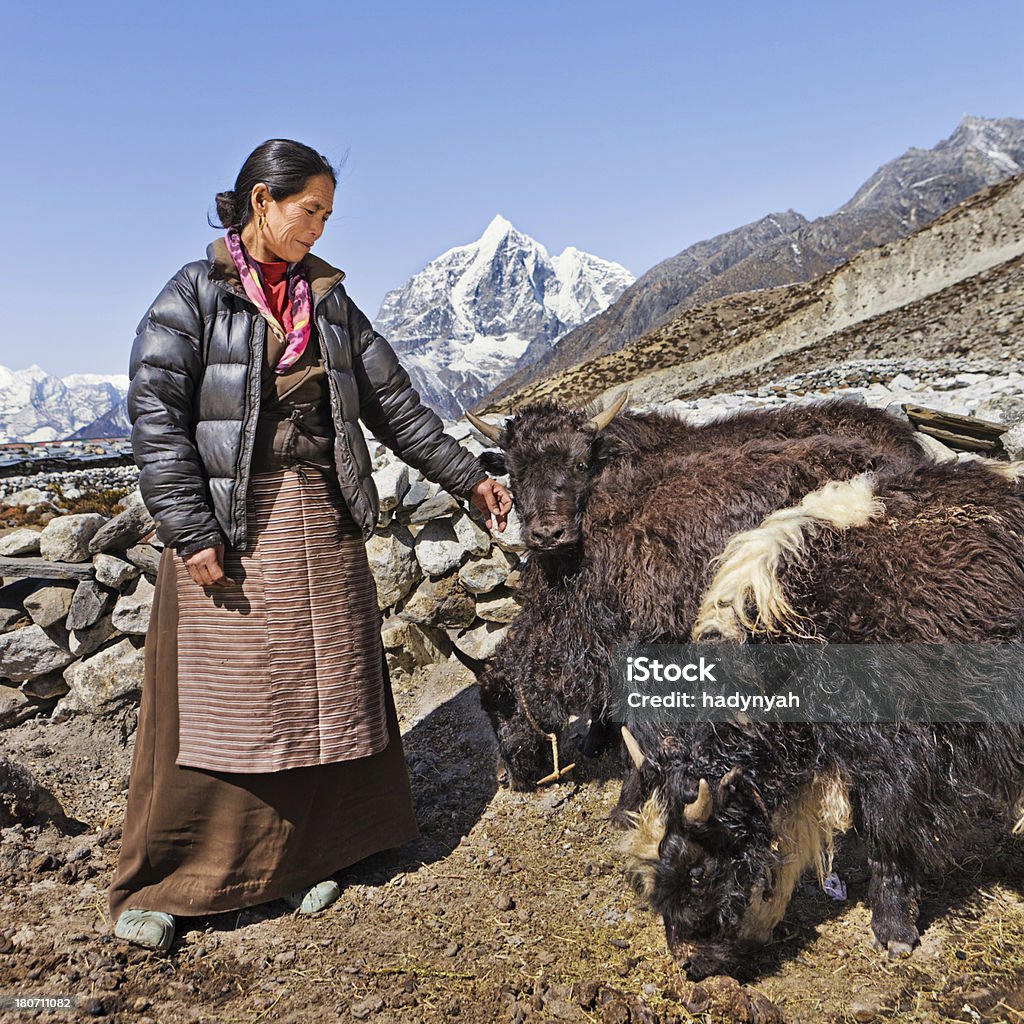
left=247, top=173, right=335, bottom=262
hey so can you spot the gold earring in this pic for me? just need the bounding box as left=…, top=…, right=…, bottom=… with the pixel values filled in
left=257, top=213, right=267, bottom=231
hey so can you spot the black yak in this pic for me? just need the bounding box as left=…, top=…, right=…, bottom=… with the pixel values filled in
left=621, top=459, right=1024, bottom=979
left=467, top=395, right=928, bottom=788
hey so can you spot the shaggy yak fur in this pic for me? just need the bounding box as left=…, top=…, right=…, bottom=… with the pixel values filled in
left=472, top=395, right=1024, bottom=976
left=623, top=458, right=1024, bottom=979
left=472, top=397, right=925, bottom=789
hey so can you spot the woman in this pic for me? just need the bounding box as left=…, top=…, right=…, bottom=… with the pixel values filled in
left=108, top=139, right=511, bottom=951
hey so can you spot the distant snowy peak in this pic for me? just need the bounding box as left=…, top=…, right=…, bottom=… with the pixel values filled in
left=375, top=215, right=633, bottom=418
left=0, top=365, right=129, bottom=443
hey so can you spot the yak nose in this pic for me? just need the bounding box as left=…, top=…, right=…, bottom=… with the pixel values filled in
left=528, top=521, right=568, bottom=547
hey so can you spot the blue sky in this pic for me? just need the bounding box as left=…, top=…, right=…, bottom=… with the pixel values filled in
left=2, top=0, right=1022, bottom=376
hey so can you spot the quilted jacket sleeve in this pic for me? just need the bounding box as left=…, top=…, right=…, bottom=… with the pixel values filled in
left=127, top=266, right=225, bottom=557
left=347, top=300, right=488, bottom=499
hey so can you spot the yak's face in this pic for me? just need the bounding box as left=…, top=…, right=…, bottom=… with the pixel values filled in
left=626, top=767, right=778, bottom=981
left=470, top=396, right=628, bottom=553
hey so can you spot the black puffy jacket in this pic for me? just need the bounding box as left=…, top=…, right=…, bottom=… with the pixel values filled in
left=128, top=239, right=487, bottom=555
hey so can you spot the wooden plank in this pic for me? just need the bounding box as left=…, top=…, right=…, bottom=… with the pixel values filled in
left=0, top=557, right=94, bottom=581
left=904, top=404, right=1006, bottom=442
left=915, top=425, right=1001, bottom=453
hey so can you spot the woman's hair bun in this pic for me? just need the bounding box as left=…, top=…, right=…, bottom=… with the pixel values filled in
left=214, top=190, right=238, bottom=229
left=208, top=140, right=337, bottom=231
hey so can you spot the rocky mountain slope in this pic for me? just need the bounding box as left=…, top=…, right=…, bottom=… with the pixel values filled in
left=375, top=215, right=633, bottom=418
left=0, top=367, right=128, bottom=444
left=475, top=171, right=1024, bottom=414
left=481, top=115, right=1024, bottom=409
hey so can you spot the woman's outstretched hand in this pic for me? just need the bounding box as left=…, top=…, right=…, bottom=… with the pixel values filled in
left=183, top=544, right=236, bottom=588
left=469, top=477, right=513, bottom=532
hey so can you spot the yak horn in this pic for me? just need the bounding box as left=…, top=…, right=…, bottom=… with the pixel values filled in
left=585, top=390, right=629, bottom=432
left=684, top=778, right=713, bottom=824
left=621, top=726, right=646, bottom=769
left=465, top=410, right=504, bottom=443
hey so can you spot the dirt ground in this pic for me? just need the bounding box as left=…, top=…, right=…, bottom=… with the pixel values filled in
left=3, top=664, right=1024, bottom=1024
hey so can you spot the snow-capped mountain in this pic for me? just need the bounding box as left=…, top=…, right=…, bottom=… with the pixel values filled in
left=0, top=365, right=129, bottom=443
left=374, top=215, right=633, bottom=418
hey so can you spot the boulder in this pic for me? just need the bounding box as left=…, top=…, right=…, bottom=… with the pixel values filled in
left=93, top=553, right=141, bottom=590
left=475, top=588, right=522, bottom=624
left=111, top=576, right=155, bottom=635
left=20, top=671, right=70, bottom=701
left=365, top=525, right=422, bottom=609
left=453, top=512, right=492, bottom=556
left=371, top=460, right=410, bottom=513
left=452, top=621, right=508, bottom=660
left=408, top=490, right=460, bottom=523
left=68, top=614, right=117, bottom=658
left=66, top=580, right=116, bottom=631
left=23, top=583, right=76, bottom=628
left=381, top=619, right=449, bottom=677
left=457, top=548, right=516, bottom=595
left=63, top=637, right=145, bottom=713
left=0, top=757, right=77, bottom=828
left=88, top=503, right=155, bottom=554
left=0, top=625, right=75, bottom=681
left=0, top=528, right=42, bottom=557
left=977, top=395, right=1024, bottom=429
left=414, top=518, right=465, bottom=576
left=398, top=575, right=476, bottom=628
left=1002, top=423, right=1024, bottom=462
left=124, top=543, right=162, bottom=576
left=39, top=514, right=107, bottom=563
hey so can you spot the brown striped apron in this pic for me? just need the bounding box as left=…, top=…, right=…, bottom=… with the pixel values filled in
left=107, top=489, right=419, bottom=920
left=174, top=469, right=387, bottom=772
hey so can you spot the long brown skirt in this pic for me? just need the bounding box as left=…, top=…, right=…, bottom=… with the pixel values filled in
left=107, top=527, right=419, bottom=921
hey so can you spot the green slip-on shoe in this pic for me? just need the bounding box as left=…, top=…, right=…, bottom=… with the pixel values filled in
left=113, top=909, right=176, bottom=952
left=284, top=879, right=341, bottom=915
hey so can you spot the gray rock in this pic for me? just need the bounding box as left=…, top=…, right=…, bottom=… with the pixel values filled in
left=398, top=576, right=476, bottom=628
left=976, top=395, right=1024, bottom=429
left=381, top=619, right=449, bottom=677
left=39, top=514, right=107, bottom=563
left=111, top=576, right=155, bottom=635
left=0, top=607, right=27, bottom=633
left=0, top=625, right=75, bottom=681
left=124, top=543, right=162, bottom=576
left=1002, top=423, right=1024, bottom=462
left=492, top=509, right=526, bottom=553
left=63, top=637, right=145, bottom=713
left=93, top=553, right=141, bottom=590
left=20, top=671, right=70, bottom=701
left=66, top=580, right=116, bottom=631
left=0, top=685, right=34, bottom=728
left=414, top=518, right=465, bottom=576
left=23, top=583, right=76, bottom=628
left=400, top=472, right=433, bottom=510
left=7, top=487, right=51, bottom=509
left=453, top=512, right=492, bottom=556
left=0, top=529, right=42, bottom=557
left=371, top=460, right=409, bottom=512
left=68, top=614, right=117, bottom=658
left=408, top=490, right=460, bottom=523
left=475, top=588, right=522, bottom=624
left=365, top=525, right=422, bottom=610
left=453, top=621, right=508, bottom=660
left=88, top=503, right=155, bottom=554
left=457, top=548, right=516, bottom=595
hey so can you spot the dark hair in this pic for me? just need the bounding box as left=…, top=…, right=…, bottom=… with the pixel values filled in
left=211, top=139, right=337, bottom=229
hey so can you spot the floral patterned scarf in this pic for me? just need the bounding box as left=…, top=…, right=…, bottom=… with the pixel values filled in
left=225, top=227, right=312, bottom=372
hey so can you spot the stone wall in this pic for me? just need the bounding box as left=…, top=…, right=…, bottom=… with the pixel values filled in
left=0, top=424, right=523, bottom=729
